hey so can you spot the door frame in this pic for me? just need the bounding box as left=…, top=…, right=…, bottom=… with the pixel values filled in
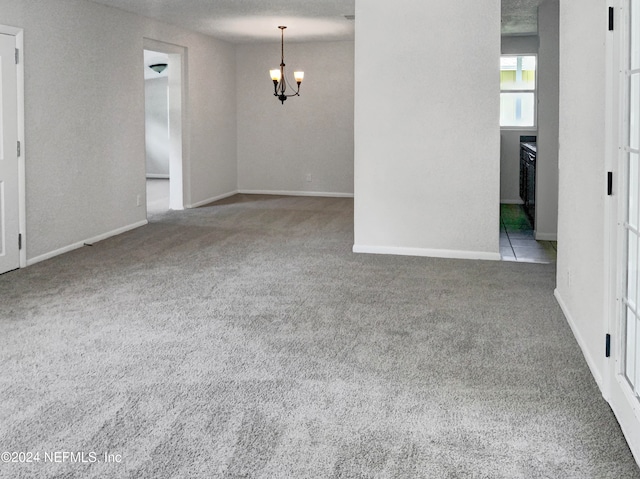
left=605, top=0, right=640, bottom=464
left=0, top=24, right=26, bottom=268
left=143, top=38, right=189, bottom=211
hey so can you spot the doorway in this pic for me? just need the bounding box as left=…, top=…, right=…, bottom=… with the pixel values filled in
left=499, top=2, right=560, bottom=263
left=143, top=39, right=186, bottom=217
left=144, top=49, right=170, bottom=215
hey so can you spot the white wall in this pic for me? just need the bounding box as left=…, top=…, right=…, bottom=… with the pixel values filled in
left=236, top=41, right=354, bottom=196
left=353, top=0, right=501, bottom=260
left=500, top=35, right=538, bottom=203
left=0, top=0, right=237, bottom=262
left=145, top=77, right=170, bottom=177
left=536, top=0, right=559, bottom=240
left=556, top=0, right=606, bottom=386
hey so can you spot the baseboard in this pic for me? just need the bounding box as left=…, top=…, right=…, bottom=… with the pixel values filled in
left=187, top=190, right=239, bottom=208
left=352, top=244, right=501, bottom=261
left=238, top=189, right=354, bottom=198
left=500, top=199, right=524, bottom=205
left=554, top=288, right=604, bottom=390
left=27, top=220, right=148, bottom=266
left=146, top=174, right=169, bottom=179
left=535, top=231, right=558, bottom=241
left=186, top=189, right=355, bottom=208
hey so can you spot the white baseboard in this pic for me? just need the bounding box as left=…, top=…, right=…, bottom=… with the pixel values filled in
left=186, top=189, right=354, bottom=209
left=535, top=231, right=558, bottom=241
left=27, top=220, right=148, bottom=266
left=146, top=174, right=169, bottom=179
left=500, top=199, right=524, bottom=204
left=554, top=288, right=604, bottom=390
left=187, top=190, right=239, bottom=208
left=238, top=189, right=354, bottom=198
left=352, top=244, right=501, bottom=261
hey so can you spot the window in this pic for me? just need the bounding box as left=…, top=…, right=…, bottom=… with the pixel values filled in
left=500, top=55, right=537, bottom=128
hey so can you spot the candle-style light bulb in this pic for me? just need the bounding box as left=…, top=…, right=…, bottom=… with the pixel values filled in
left=270, top=69, right=282, bottom=82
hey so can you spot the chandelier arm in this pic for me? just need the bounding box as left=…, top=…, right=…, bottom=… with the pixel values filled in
left=279, top=76, right=301, bottom=96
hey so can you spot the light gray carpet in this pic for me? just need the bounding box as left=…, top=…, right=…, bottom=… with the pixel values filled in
left=0, top=194, right=638, bottom=478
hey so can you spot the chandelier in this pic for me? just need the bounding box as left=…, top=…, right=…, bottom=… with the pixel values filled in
left=269, top=26, right=304, bottom=105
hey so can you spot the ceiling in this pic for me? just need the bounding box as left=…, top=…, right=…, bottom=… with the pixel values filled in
left=502, top=0, right=548, bottom=35
left=89, top=0, right=544, bottom=43
left=90, top=0, right=356, bottom=43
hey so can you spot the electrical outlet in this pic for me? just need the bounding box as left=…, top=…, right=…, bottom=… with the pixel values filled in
left=136, top=194, right=142, bottom=207
left=306, top=174, right=312, bottom=182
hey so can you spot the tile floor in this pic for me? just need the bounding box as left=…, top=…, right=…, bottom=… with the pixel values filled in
left=500, top=204, right=557, bottom=263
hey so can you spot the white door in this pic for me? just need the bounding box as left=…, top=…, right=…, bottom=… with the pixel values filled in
left=608, top=0, right=640, bottom=463
left=0, top=33, right=19, bottom=274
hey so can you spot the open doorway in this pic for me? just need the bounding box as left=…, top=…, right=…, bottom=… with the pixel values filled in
left=499, top=0, right=559, bottom=264
left=144, top=50, right=170, bottom=215
left=143, top=39, right=186, bottom=217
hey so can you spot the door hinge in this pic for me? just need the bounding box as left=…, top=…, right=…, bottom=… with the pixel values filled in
left=606, top=333, right=611, bottom=358
left=18, top=234, right=22, bottom=250
left=14, top=48, right=19, bottom=65
left=609, top=7, right=614, bottom=31
left=17, top=141, right=20, bottom=157
left=607, top=171, right=613, bottom=195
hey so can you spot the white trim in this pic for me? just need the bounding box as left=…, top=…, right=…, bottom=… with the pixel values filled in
left=15, top=30, right=25, bottom=268
left=353, top=244, right=501, bottom=261
left=187, top=190, right=239, bottom=208
left=238, top=189, right=354, bottom=198
left=187, top=189, right=355, bottom=209
left=0, top=25, right=26, bottom=268
left=500, top=198, right=524, bottom=204
left=26, top=220, right=148, bottom=266
left=604, top=0, right=624, bottom=404
left=608, top=379, right=640, bottom=466
left=534, top=232, right=557, bottom=241
left=554, top=289, right=604, bottom=390
left=146, top=174, right=169, bottom=179
left=143, top=38, right=188, bottom=211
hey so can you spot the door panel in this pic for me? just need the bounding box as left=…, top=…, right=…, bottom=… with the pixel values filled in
left=0, top=32, right=18, bottom=274
left=623, top=0, right=640, bottom=398
left=609, top=0, right=640, bottom=464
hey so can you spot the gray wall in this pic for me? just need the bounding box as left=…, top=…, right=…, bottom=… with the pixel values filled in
left=354, top=0, right=501, bottom=260
left=557, top=0, right=606, bottom=386
left=145, top=77, right=169, bottom=177
left=0, top=0, right=237, bottom=261
left=536, top=0, right=559, bottom=240
left=236, top=41, right=354, bottom=196
left=500, top=35, right=538, bottom=203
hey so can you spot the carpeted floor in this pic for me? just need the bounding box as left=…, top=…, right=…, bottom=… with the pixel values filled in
left=0, top=195, right=638, bottom=478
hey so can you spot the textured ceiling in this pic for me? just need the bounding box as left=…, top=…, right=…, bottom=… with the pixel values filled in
left=502, top=0, right=548, bottom=35
left=89, top=0, right=356, bottom=43
left=89, top=0, right=544, bottom=43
